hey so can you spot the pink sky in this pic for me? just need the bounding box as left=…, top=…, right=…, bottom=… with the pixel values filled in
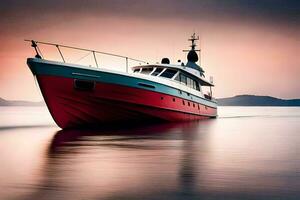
left=0, top=1, right=299, bottom=101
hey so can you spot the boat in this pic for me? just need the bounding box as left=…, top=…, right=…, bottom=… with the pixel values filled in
left=26, top=34, right=217, bottom=129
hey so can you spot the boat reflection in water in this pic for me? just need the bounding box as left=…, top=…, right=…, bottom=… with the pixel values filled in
left=24, top=121, right=215, bottom=200
left=1, top=109, right=300, bottom=200
left=46, top=122, right=208, bottom=200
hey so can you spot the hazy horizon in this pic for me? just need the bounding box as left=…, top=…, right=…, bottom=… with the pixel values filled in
left=1, top=94, right=300, bottom=103
left=0, top=0, right=299, bottom=101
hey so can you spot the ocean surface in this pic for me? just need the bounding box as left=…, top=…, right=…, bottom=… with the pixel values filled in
left=0, top=106, right=299, bottom=200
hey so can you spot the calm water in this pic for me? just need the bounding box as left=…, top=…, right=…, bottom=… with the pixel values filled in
left=0, top=106, right=299, bottom=200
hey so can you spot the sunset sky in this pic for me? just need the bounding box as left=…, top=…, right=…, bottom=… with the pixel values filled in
left=0, top=0, right=299, bottom=101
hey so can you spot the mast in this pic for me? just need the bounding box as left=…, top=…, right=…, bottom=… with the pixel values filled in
left=183, top=33, right=205, bottom=76
left=189, top=33, right=199, bottom=51
left=183, top=33, right=201, bottom=65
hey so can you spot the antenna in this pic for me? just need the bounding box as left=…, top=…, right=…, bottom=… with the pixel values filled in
left=183, top=33, right=201, bottom=65
left=183, top=33, right=200, bottom=52
left=188, top=33, right=199, bottom=50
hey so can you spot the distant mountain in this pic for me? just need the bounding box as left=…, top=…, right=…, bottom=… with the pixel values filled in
left=0, top=97, right=45, bottom=106
left=1, top=95, right=300, bottom=107
left=217, top=95, right=300, bottom=106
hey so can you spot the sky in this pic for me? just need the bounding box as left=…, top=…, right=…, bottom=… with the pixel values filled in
left=0, top=0, right=299, bottom=101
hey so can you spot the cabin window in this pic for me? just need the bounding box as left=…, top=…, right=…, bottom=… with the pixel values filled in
left=160, top=69, right=177, bottom=78
left=180, top=74, right=187, bottom=85
left=173, top=98, right=176, bottom=102
left=192, top=81, right=199, bottom=91
left=176, top=72, right=201, bottom=91
left=174, top=73, right=180, bottom=82
left=151, top=68, right=163, bottom=76
left=140, top=67, right=153, bottom=74
left=192, top=80, right=196, bottom=89
left=187, top=77, right=193, bottom=88
left=196, top=82, right=200, bottom=91
left=133, top=69, right=140, bottom=73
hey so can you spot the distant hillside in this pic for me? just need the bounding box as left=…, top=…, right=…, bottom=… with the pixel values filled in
left=217, top=95, right=300, bottom=106
left=1, top=95, right=300, bottom=107
left=0, top=97, right=45, bottom=106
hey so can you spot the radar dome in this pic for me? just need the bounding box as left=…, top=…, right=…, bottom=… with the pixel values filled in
left=187, top=50, right=198, bottom=63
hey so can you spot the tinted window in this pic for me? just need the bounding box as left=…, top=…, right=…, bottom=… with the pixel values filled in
left=196, top=82, right=200, bottom=91
left=140, top=68, right=153, bottom=74
left=174, top=73, right=180, bottom=81
left=180, top=74, right=187, bottom=85
left=178, top=72, right=201, bottom=91
left=151, top=68, right=163, bottom=76
left=187, top=77, right=193, bottom=88
left=194, top=81, right=200, bottom=91
left=191, top=80, right=200, bottom=91
left=133, top=69, right=140, bottom=73
left=160, top=69, right=177, bottom=78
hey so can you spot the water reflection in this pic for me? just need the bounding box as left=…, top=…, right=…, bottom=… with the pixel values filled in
left=24, top=122, right=213, bottom=200
left=1, top=109, right=300, bottom=200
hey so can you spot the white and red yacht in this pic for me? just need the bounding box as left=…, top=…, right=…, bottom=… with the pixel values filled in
left=27, top=34, right=217, bottom=129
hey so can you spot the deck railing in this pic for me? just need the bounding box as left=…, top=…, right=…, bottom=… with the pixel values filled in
left=25, top=40, right=148, bottom=72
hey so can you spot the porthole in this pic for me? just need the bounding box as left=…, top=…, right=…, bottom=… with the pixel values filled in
left=183, top=100, right=185, bottom=105
left=74, top=79, right=95, bottom=91
left=173, top=98, right=176, bottom=102
left=188, top=102, right=190, bottom=106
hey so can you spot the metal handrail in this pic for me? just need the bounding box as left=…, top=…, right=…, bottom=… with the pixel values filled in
left=25, top=39, right=148, bottom=72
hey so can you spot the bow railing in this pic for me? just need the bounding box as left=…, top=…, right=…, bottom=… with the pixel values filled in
left=25, top=40, right=148, bottom=72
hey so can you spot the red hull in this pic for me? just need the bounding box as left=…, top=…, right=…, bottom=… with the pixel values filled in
left=37, top=75, right=217, bottom=129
